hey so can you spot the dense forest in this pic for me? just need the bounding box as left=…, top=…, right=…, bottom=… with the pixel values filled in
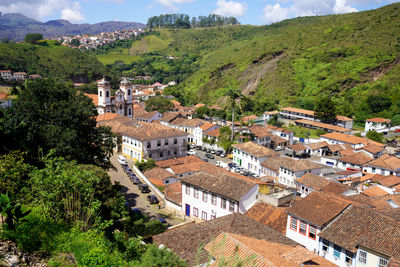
left=146, top=13, right=239, bottom=29
left=0, top=41, right=106, bottom=82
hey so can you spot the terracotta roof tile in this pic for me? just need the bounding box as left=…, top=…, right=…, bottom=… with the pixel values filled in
left=245, top=202, right=288, bottom=234
left=366, top=117, right=391, bottom=123
left=163, top=181, right=182, bottom=205
left=84, top=93, right=98, bottom=106
left=287, top=191, right=350, bottom=226
left=278, top=157, right=324, bottom=172
left=287, top=143, right=308, bottom=152
left=308, top=141, right=329, bottom=150
left=200, top=122, right=216, bottom=131
left=295, top=119, right=350, bottom=133
left=318, top=205, right=400, bottom=257
left=152, top=213, right=297, bottom=266
left=233, top=142, right=278, bottom=158
left=374, top=175, right=400, bottom=188
left=322, top=132, right=384, bottom=147
left=248, top=126, right=273, bottom=138
left=241, top=115, right=259, bottom=122
left=366, top=154, right=400, bottom=171
left=96, top=113, right=121, bottom=122
left=121, top=122, right=187, bottom=141
left=180, top=172, right=257, bottom=201
left=319, top=181, right=349, bottom=195
left=204, top=128, right=220, bottom=138
left=170, top=118, right=203, bottom=127
left=338, top=151, right=373, bottom=165
left=296, top=173, right=330, bottom=190
left=362, top=185, right=390, bottom=197
left=144, top=167, right=176, bottom=187
left=356, top=144, right=385, bottom=154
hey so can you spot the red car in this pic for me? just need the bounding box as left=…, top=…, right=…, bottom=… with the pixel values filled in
left=395, top=129, right=400, bottom=133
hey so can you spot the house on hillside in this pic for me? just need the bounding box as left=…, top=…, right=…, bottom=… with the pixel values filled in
left=365, top=117, right=390, bottom=132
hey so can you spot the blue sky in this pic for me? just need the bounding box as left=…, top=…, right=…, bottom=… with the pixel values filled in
left=1, top=0, right=399, bottom=25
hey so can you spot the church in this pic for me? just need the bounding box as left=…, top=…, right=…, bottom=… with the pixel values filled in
left=91, top=77, right=134, bottom=118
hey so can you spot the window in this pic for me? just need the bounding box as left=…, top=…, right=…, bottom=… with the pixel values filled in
left=333, top=245, right=341, bottom=258
left=127, top=89, right=131, bottom=96
left=379, top=258, right=388, bottom=267
left=147, top=142, right=151, bottom=148
left=174, top=138, right=177, bottom=144
left=174, top=149, right=177, bottom=156
left=229, top=201, right=235, bottom=212
left=345, top=250, right=353, bottom=264
left=194, top=189, right=199, bottom=198
left=159, top=151, right=163, bottom=158
left=290, top=217, right=297, bottom=231
left=201, top=211, right=207, bottom=220
left=221, top=198, right=226, bottom=209
left=299, top=221, right=307, bottom=235
left=372, top=167, right=376, bottom=173
left=165, top=139, right=169, bottom=145
left=128, top=108, right=131, bottom=116
left=358, top=250, right=367, bottom=264
left=211, top=195, right=217, bottom=205
left=308, top=225, right=316, bottom=239
left=193, top=207, right=198, bottom=217
left=148, top=153, right=152, bottom=158
left=100, top=91, right=102, bottom=97
left=106, top=91, right=109, bottom=97
left=322, top=239, right=329, bottom=252
left=157, top=140, right=161, bottom=147
left=167, top=151, right=171, bottom=156
left=202, top=192, right=208, bottom=202
left=210, top=215, right=216, bottom=220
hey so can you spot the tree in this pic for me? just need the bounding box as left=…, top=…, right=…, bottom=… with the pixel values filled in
left=145, top=97, right=174, bottom=113
left=366, top=95, right=392, bottom=114
left=225, top=87, right=243, bottom=141
left=195, top=106, right=211, bottom=118
left=268, top=114, right=282, bottom=127
left=391, top=114, right=400, bottom=126
left=140, top=245, right=186, bottom=267
left=314, top=96, right=337, bottom=123
left=135, top=159, right=156, bottom=172
left=24, top=33, right=43, bottom=44
left=2, top=79, right=114, bottom=166
left=366, top=130, right=384, bottom=143
left=70, top=39, right=80, bottom=47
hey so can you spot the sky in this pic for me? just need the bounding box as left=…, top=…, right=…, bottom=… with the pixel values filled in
left=1, top=0, right=399, bottom=25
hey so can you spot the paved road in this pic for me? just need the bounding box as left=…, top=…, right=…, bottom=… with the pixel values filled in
left=192, top=149, right=232, bottom=165
left=108, top=155, right=182, bottom=226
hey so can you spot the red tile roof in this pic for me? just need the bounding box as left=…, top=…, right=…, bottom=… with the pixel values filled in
left=366, top=117, right=391, bottom=123
left=362, top=185, right=390, bottom=197
left=233, top=142, right=278, bottom=158
left=84, top=93, right=98, bottom=106
left=366, top=154, right=400, bottom=171
left=163, top=181, right=182, bottom=205
left=245, top=202, right=288, bottom=234
left=296, top=173, right=330, bottom=190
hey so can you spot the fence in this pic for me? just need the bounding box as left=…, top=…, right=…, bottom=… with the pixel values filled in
left=132, top=165, right=165, bottom=201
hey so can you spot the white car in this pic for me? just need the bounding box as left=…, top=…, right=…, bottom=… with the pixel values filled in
left=118, top=155, right=127, bottom=164
left=187, top=150, right=196, bottom=155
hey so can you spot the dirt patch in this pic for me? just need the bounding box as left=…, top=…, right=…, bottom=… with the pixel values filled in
left=209, top=63, right=236, bottom=79
left=366, top=57, right=399, bottom=81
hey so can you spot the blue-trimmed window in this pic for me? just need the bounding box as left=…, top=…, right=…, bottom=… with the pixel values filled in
left=333, top=245, right=341, bottom=258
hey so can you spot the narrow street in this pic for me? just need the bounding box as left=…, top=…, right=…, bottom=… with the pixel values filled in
left=108, top=155, right=183, bottom=226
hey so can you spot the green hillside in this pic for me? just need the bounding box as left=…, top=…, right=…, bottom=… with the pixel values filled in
left=100, top=4, right=400, bottom=123
left=0, top=42, right=106, bottom=82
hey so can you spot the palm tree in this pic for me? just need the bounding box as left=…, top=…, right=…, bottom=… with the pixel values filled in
left=225, top=87, right=243, bottom=142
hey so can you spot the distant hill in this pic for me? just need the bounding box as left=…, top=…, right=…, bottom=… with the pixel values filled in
left=101, top=3, right=400, bottom=123
left=0, top=13, right=145, bottom=41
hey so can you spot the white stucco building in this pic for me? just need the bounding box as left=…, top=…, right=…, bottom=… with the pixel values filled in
left=365, top=118, right=390, bottom=132
left=181, top=172, right=258, bottom=221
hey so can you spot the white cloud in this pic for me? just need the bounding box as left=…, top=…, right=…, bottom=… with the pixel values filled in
left=262, top=3, right=289, bottom=24
left=0, top=0, right=85, bottom=22
left=333, top=0, right=357, bottom=13
left=154, top=0, right=195, bottom=11
left=262, top=0, right=362, bottom=24
left=214, top=0, right=247, bottom=17
left=61, top=1, right=85, bottom=23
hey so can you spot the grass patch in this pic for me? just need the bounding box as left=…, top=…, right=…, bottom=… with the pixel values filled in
left=96, top=49, right=141, bottom=65
left=130, top=35, right=171, bottom=55
left=286, top=125, right=326, bottom=139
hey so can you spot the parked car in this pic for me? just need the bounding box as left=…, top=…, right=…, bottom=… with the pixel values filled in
left=211, top=150, right=216, bottom=154
left=215, top=150, right=222, bottom=156
left=190, top=144, right=196, bottom=149
left=196, top=145, right=202, bottom=149
left=228, top=154, right=233, bottom=159
left=228, top=162, right=237, bottom=168
left=138, top=184, right=151, bottom=193
left=202, top=158, right=209, bottom=162
left=206, top=148, right=211, bottom=153
left=125, top=168, right=133, bottom=173
left=127, top=172, right=136, bottom=179
left=224, top=166, right=231, bottom=171
left=187, top=150, right=196, bottom=155
left=118, top=155, right=127, bottom=165
left=395, top=129, right=400, bottom=133
left=220, top=153, right=227, bottom=157
left=132, top=177, right=141, bottom=184
left=201, top=147, right=207, bottom=151
left=147, top=195, right=159, bottom=204
left=234, top=168, right=241, bottom=173
left=205, top=153, right=214, bottom=159
left=121, top=164, right=128, bottom=170
left=216, top=161, right=228, bottom=168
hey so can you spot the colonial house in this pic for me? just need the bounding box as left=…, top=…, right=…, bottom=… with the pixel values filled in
left=260, top=157, right=289, bottom=179
left=355, top=144, right=385, bottom=158
left=337, top=152, right=373, bottom=171
left=277, top=158, right=325, bottom=188
left=286, top=191, right=350, bottom=253
left=168, top=118, right=204, bottom=143
left=143, top=167, right=178, bottom=187
left=193, top=122, right=219, bottom=146
left=280, top=107, right=354, bottom=129
left=121, top=122, right=188, bottom=162
left=0, top=70, right=13, bottom=81
left=12, top=72, right=28, bottom=81
left=295, top=119, right=351, bottom=134
left=363, top=154, right=400, bottom=176
left=256, top=110, right=279, bottom=124
left=318, top=205, right=400, bottom=267
left=321, top=132, right=384, bottom=149
left=232, top=142, right=278, bottom=175
left=135, top=111, right=161, bottom=123
left=365, top=118, right=391, bottom=132
left=181, top=172, right=258, bottom=220
left=265, top=125, right=294, bottom=145
left=247, top=125, right=272, bottom=146
left=295, top=173, right=331, bottom=197
left=159, top=112, right=185, bottom=126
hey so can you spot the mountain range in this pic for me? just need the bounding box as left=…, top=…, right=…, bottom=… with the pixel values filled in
left=0, top=12, right=145, bottom=41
